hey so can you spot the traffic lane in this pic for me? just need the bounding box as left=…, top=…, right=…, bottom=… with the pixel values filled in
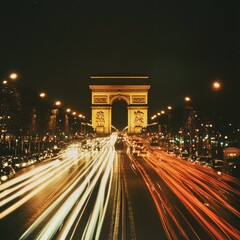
left=155, top=150, right=240, bottom=213
left=0, top=154, right=94, bottom=240
left=132, top=155, right=198, bottom=239
left=143, top=150, right=240, bottom=239
left=1, top=137, right=114, bottom=240
left=119, top=150, right=166, bottom=240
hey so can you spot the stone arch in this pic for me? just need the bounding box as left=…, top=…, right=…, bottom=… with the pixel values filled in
left=89, top=76, right=150, bottom=134
left=109, top=94, right=130, bottom=105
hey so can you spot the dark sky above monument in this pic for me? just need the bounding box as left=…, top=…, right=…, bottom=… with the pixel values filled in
left=0, top=0, right=239, bottom=120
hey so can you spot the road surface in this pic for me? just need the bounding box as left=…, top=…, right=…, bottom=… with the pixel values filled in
left=1, top=134, right=239, bottom=239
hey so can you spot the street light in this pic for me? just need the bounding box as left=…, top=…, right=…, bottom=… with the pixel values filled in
left=211, top=80, right=222, bottom=157
left=9, top=73, right=18, bottom=80
left=55, top=100, right=61, bottom=106
left=212, top=81, right=221, bottom=91
left=39, top=92, right=46, bottom=98
left=2, top=72, right=18, bottom=85
left=183, top=96, right=195, bottom=153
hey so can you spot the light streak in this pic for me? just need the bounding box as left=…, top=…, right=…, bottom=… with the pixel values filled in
left=34, top=135, right=117, bottom=239
left=20, top=143, right=109, bottom=239
left=133, top=148, right=240, bottom=239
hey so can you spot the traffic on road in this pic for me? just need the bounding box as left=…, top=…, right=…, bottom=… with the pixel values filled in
left=1, top=133, right=240, bottom=239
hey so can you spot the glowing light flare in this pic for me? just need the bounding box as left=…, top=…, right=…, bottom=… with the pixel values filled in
left=10, top=73, right=18, bottom=79
left=212, top=81, right=221, bottom=90
left=39, top=92, right=46, bottom=98
left=55, top=100, right=61, bottom=106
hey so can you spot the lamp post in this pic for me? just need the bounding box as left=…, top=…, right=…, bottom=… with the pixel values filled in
left=183, top=96, right=195, bottom=154
left=166, top=106, right=172, bottom=149
left=54, top=101, right=62, bottom=140
left=211, top=80, right=222, bottom=124
left=211, top=80, right=222, bottom=157
left=64, top=108, right=71, bottom=138
left=37, top=92, right=49, bottom=151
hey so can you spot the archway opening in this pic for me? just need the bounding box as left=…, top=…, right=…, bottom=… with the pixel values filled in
left=112, top=99, right=128, bottom=132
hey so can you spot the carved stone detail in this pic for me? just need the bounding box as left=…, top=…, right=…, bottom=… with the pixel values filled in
left=93, top=95, right=108, bottom=103
left=109, top=94, right=130, bottom=102
left=132, top=95, right=146, bottom=103
left=134, top=110, right=144, bottom=127
left=96, top=111, right=105, bottom=127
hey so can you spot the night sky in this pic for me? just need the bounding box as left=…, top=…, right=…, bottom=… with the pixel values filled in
left=1, top=0, right=239, bottom=121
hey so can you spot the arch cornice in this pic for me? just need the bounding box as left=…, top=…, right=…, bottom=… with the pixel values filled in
left=109, top=94, right=130, bottom=105
left=89, top=85, right=151, bottom=92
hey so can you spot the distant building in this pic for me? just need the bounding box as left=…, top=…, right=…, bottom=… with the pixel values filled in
left=223, top=147, right=240, bottom=177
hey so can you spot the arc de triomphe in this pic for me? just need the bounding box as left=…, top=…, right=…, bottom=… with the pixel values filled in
left=89, top=75, right=150, bottom=134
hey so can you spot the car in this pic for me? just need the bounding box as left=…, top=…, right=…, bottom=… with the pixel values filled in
left=115, top=140, right=124, bottom=150
left=31, top=152, right=45, bottom=162
left=0, top=165, right=16, bottom=184
left=188, top=155, right=197, bottom=162
left=195, top=156, right=214, bottom=165
left=138, top=148, right=148, bottom=157
left=209, top=159, right=224, bottom=172
left=51, top=148, right=62, bottom=157
left=150, top=137, right=159, bottom=146
left=132, top=142, right=144, bottom=156
left=24, top=155, right=37, bottom=166
left=11, top=157, right=28, bottom=170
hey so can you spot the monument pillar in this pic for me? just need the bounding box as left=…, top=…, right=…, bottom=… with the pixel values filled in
left=92, top=106, right=112, bottom=134
left=128, top=106, right=148, bottom=134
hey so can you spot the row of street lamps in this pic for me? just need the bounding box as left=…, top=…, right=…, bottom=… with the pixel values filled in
left=0, top=72, right=90, bottom=155
left=149, top=81, right=223, bottom=156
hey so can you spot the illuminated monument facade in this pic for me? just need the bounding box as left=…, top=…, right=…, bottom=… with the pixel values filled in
left=89, top=75, right=150, bottom=134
